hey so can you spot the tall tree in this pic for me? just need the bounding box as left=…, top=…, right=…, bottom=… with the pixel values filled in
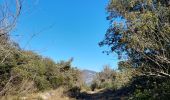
left=100, top=0, right=170, bottom=77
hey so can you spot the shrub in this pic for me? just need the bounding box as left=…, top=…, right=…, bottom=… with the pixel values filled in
left=91, top=82, right=97, bottom=91
left=34, top=76, right=51, bottom=91
left=49, top=76, right=64, bottom=89
left=129, top=89, right=152, bottom=100
left=67, top=86, right=81, bottom=98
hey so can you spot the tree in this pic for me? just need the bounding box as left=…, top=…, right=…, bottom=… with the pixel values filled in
left=0, top=0, right=21, bottom=37
left=0, top=0, right=22, bottom=95
left=0, top=0, right=22, bottom=64
left=100, top=0, right=170, bottom=78
left=92, top=65, right=116, bottom=89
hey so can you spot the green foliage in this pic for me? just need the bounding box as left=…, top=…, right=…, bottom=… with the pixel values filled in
left=100, top=0, right=170, bottom=99
left=48, top=76, right=64, bottom=89
left=130, top=89, right=152, bottom=100
left=128, top=76, right=170, bottom=100
left=100, top=82, right=113, bottom=89
left=130, top=82, right=170, bottom=100
left=91, top=65, right=134, bottom=90
left=90, top=82, right=98, bottom=91
left=35, top=76, right=51, bottom=91
left=113, top=69, right=133, bottom=89
left=80, top=83, right=91, bottom=91
left=91, top=65, right=116, bottom=89
left=100, top=0, right=170, bottom=77
left=67, top=86, right=81, bottom=98
left=0, top=36, right=81, bottom=95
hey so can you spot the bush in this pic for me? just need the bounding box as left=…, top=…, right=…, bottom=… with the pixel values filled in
left=0, top=34, right=81, bottom=95
left=91, top=82, right=97, bottom=91
left=100, top=82, right=113, bottom=89
left=129, top=76, right=170, bottom=100
left=67, top=86, right=81, bottom=98
left=129, top=89, right=152, bottom=100
left=35, top=76, right=51, bottom=91
left=49, top=76, right=64, bottom=89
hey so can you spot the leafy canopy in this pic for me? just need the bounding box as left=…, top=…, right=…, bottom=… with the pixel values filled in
left=100, top=0, right=170, bottom=77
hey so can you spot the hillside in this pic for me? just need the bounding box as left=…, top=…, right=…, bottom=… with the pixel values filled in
left=81, top=70, right=96, bottom=85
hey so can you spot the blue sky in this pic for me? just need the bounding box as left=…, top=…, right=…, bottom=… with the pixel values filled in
left=12, top=0, right=119, bottom=72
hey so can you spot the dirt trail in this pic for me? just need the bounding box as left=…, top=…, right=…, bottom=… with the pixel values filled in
left=71, top=87, right=133, bottom=100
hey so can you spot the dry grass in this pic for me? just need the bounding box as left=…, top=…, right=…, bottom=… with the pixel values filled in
left=1, top=87, right=75, bottom=100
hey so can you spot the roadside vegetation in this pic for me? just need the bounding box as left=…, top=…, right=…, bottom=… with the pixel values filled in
left=97, top=0, right=170, bottom=99
left=0, top=0, right=82, bottom=99
left=0, top=25, right=82, bottom=99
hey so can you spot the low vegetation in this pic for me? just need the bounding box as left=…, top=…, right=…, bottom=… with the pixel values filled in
left=0, top=1, right=82, bottom=99
left=91, top=64, right=134, bottom=91
left=0, top=35, right=82, bottom=96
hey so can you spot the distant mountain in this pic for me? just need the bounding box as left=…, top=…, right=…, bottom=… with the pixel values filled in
left=81, top=70, right=97, bottom=85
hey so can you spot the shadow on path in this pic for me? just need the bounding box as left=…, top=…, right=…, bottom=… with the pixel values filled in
left=68, top=86, right=134, bottom=100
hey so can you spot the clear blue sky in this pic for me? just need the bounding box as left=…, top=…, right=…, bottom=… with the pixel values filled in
left=12, top=0, right=119, bottom=72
